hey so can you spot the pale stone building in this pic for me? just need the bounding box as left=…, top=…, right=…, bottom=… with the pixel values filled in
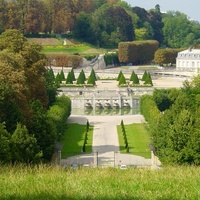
left=176, top=48, right=200, bottom=71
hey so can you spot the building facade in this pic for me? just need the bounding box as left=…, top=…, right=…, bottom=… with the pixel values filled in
left=176, top=49, right=200, bottom=71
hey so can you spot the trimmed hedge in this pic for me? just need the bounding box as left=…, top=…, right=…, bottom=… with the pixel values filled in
left=154, top=48, right=185, bottom=65
left=118, top=40, right=159, bottom=64
left=48, top=95, right=71, bottom=139
left=46, top=54, right=83, bottom=68
left=104, top=52, right=119, bottom=66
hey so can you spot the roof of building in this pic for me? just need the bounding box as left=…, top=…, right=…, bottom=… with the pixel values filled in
left=177, top=48, right=200, bottom=59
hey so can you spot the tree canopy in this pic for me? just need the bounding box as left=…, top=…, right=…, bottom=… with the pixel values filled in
left=0, top=29, right=68, bottom=163
left=1, top=1, right=199, bottom=48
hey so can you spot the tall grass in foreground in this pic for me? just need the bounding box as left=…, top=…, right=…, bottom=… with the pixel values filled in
left=0, top=165, right=199, bottom=200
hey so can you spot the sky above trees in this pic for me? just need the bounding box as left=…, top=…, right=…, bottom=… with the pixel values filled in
left=125, top=0, right=200, bottom=22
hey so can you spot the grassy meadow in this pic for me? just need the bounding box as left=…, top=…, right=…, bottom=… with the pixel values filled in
left=0, top=164, right=199, bottom=200
left=117, top=123, right=151, bottom=158
left=61, top=123, right=93, bottom=158
left=28, top=38, right=107, bottom=55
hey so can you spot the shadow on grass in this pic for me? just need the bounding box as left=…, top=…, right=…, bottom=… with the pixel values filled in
left=0, top=194, right=179, bottom=200
left=61, top=123, right=93, bottom=158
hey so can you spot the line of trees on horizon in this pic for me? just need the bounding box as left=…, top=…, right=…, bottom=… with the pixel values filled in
left=1, top=0, right=200, bottom=48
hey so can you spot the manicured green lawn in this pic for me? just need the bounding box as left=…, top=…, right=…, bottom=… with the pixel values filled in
left=42, top=45, right=91, bottom=54
left=117, top=123, right=151, bottom=158
left=61, top=123, right=93, bottom=158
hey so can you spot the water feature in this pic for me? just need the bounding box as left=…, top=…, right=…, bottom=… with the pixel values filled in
left=71, top=107, right=140, bottom=116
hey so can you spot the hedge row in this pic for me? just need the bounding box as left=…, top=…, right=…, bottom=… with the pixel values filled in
left=48, top=95, right=71, bottom=140
left=82, top=120, right=90, bottom=152
left=121, top=120, right=129, bottom=153
left=154, top=48, right=185, bottom=65
left=46, top=54, right=83, bottom=68
left=118, top=40, right=159, bottom=64
left=104, top=52, right=119, bottom=66
left=140, top=95, right=160, bottom=127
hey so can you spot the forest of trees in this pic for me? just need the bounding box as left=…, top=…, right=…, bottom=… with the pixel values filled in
left=140, top=78, right=200, bottom=165
left=1, top=0, right=200, bottom=48
left=0, top=29, right=71, bottom=164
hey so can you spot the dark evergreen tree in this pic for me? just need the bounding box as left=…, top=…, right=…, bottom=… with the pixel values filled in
left=132, top=73, right=139, bottom=84
left=89, top=68, right=97, bottom=81
left=130, top=70, right=136, bottom=81
left=66, top=72, right=73, bottom=84
left=60, top=69, right=65, bottom=81
left=70, top=68, right=76, bottom=81
left=45, top=70, right=57, bottom=107
left=87, top=73, right=96, bottom=85
left=0, top=123, right=11, bottom=164
left=77, top=70, right=86, bottom=84
left=145, top=72, right=153, bottom=86
left=11, top=123, right=42, bottom=163
left=117, top=71, right=123, bottom=81
left=118, top=73, right=126, bottom=85
left=142, top=70, right=148, bottom=81
left=55, top=72, right=62, bottom=85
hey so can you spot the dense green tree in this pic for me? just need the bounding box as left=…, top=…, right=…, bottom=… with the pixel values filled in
left=48, top=95, right=71, bottom=139
left=73, top=12, right=94, bottom=43
left=118, top=73, right=126, bottom=85
left=11, top=123, right=42, bottom=163
left=0, top=122, right=11, bottom=163
left=141, top=70, right=148, bottom=81
left=130, top=70, right=136, bottom=81
left=91, top=4, right=134, bottom=47
left=144, top=72, right=153, bottom=86
left=148, top=7, right=163, bottom=45
left=117, top=70, right=123, bottom=81
left=45, top=69, right=57, bottom=107
left=89, top=68, right=97, bottom=81
left=55, top=72, right=62, bottom=85
left=0, top=0, right=7, bottom=33
left=87, top=73, right=96, bottom=85
left=141, top=81, right=200, bottom=165
left=60, top=69, right=65, bottom=81
left=153, top=89, right=173, bottom=112
left=77, top=69, right=86, bottom=84
left=66, top=72, right=73, bottom=84
left=162, top=11, right=193, bottom=48
left=70, top=68, right=76, bottom=81
left=28, top=100, right=56, bottom=161
left=132, top=73, right=139, bottom=84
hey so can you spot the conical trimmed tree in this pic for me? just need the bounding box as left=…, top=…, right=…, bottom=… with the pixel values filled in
left=66, top=72, right=73, bottom=84
left=77, top=70, right=86, bottom=84
left=145, top=72, right=153, bottom=86
left=130, top=70, right=136, bottom=81
left=118, top=73, right=126, bottom=86
left=142, top=70, right=148, bottom=81
left=48, top=68, right=55, bottom=80
left=60, top=69, right=65, bottom=81
left=70, top=68, right=76, bottom=81
left=55, top=72, right=62, bottom=85
left=132, top=73, right=139, bottom=84
left=117, top=71, right=123, bottom=81
left=89, top=68, right=97, bottom=81
left=87, top=74, right=96, bottom=85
